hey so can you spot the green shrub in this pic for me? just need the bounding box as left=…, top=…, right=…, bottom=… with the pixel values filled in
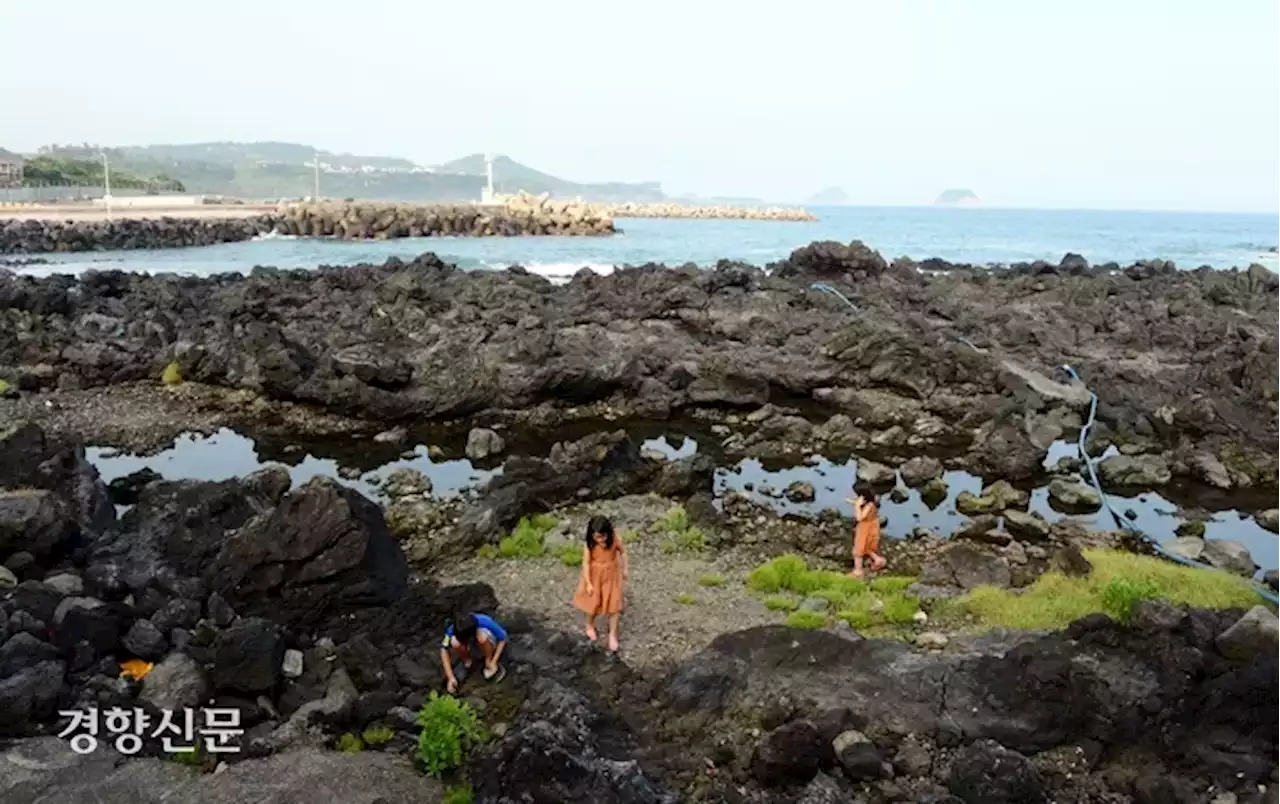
left=443, top=784, right=475, bottom=804
left=698, top=573, right=726, bottom=587
left=497, top=515, right=557, bottom=559
left=673, top=592, right=698, bottom=605
left=361, top=725, right=395, bottom=746
left=161, top=361, right=183, bottom=386
left=770, top=554, right=809, bottom=590
left=556, top=544, right=583, bottom=566
left=336, top=732, right=364, bottom=753
left=808, top=588, right=851, bottom=610
left=763, top=595, right=799, bottom=612
left=477, top=544, right=499, bottom=560
left=1101, top=577, right=1161, bottom=621
left=786, top=610, right=826, bottom=629
left=416, top=692, right=487, bottom=777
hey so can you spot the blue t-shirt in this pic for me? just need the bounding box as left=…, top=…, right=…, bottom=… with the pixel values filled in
left=441, top=614, right=507, bottom=649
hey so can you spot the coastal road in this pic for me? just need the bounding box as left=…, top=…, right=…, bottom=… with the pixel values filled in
left=0, top=203, right=282, bottom=222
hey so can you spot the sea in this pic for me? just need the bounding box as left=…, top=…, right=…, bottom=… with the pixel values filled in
left=12, top=206, right=1279, bottom=283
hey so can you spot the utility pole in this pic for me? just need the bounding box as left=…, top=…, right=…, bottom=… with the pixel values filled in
left=101, top=152, right=112, bottom=220
left=313, top=152, right=320, bottom=201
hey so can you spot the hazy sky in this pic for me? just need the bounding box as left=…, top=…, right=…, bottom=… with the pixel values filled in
left=2, top=0, right=1277, bottom=212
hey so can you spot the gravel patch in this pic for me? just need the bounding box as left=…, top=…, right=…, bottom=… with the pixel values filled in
left=435, top=495, right=782, bottom=670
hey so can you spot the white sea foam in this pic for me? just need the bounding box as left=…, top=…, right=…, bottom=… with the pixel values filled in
left=488, top=262, right=616, bottom=284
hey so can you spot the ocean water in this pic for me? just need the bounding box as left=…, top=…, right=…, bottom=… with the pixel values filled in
left=13, top=206, right=1279, bottom=283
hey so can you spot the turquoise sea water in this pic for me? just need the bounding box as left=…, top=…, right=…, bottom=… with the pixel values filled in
left=14, top=206, right=1279, bottom=282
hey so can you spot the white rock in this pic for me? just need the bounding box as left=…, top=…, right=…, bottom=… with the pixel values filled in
left=282, top=649, right=305, bottom=679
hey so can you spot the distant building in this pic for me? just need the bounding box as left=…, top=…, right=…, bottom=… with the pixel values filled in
left=0, top=149, right=23, bottom=187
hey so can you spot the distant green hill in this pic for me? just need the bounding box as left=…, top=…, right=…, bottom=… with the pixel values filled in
left=436, top=154, right=664, bottom=201
left=31, top=143, right=665, bottom=202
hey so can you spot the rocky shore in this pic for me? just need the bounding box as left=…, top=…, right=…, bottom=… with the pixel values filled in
left=0, top=200, right=615, bottom=254
left=0, top=418, right=1277, bottom=804
left=1, top=237, right=1278, bottom=801
left=1, top=240, right=1276, bottom=494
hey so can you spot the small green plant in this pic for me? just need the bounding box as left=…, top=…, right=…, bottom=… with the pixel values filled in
left=809, top=588, right=852, bottom=610
left=161, top=361, right=183, bottom=386
left=673, top=592, right=698, bottom=605
left=556, top=544, right=583, bottom=566
left=747, top=564, right=782, bottom=593
left=0, top=379, right=11, bottom=395
left=656, top=506, right=708, bottom=554
left=416, top=692, right=487, bottom=777
left=698, top=573, right=726, bottom=587
left=498, top=515, right=558, bottom=559
left=870, top=576, right=916, bottom=595
left=881, top=594, right=921, bottom=624
left=336, top=732, right=364, bottom=753
left=838, top=605, right=875, bottom=630
left=169, top=745, right=204, bottom=768
left=656, top=506, right=690, bottom=534
left=763, top=594, right=800, bottom=612
left=361, top=725, right=395, bottom=746
left=786, top=610, right=827, bottom=629
left=477, top=544, right=499, bottom=560
left=443, top=783, right=476, bottom=804
left=1101, top=577, right=1161, bottom=621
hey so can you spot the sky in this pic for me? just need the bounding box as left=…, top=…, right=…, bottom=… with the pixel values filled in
left=1, top=0, right=1277, bottom=212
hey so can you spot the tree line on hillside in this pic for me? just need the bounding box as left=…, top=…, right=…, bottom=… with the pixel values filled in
left=20, top=155, right=185, bottom=192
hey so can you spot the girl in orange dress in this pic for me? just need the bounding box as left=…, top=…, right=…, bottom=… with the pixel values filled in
left=573, top=515, right=628, bottom=652
left=848, top=483, right=887, bottom=579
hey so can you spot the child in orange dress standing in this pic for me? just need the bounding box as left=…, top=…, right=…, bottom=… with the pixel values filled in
left=848, top=483, right=887, bottom=578
left=573, top=515, right=628, bottom=652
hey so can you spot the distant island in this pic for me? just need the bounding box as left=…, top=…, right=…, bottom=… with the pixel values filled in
left=806, top=187, right=850, bottom=206
left=8, top=142, right=666, bottom=203
left=935, top=188, right=980, bottom=206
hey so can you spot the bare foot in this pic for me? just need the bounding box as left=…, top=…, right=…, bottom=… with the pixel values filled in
left=848, top=569, right=866, bottom=579
left=607, top=633, right=620, bottom=652
left=585, top=625, right=598, bottom=642
left=871, top=556, right=887, bottom=572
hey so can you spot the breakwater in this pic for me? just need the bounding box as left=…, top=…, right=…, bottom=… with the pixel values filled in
left=600, top=200, right=816, bottom=221
left=0, top=201, right=616, bottom=254
left=496, top=190, right=816, bottom=222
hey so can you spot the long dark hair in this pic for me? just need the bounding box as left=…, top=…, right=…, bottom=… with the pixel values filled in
left=853, top=483, right=878, bottom=507
left=585, top=515, right=615, bottom=549
left=452, top=612, right=478, bottom=642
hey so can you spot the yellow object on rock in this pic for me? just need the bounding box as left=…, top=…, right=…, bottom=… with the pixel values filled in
left=119, top=659, right=154, bottom=681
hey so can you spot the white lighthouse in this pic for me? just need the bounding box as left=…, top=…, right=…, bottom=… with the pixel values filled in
left=481, top=153, right=496, bottom=204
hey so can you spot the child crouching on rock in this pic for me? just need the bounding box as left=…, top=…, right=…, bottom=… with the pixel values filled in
left=573, top=515, right=628, bottom=653
left=440, top=611, right=508, bottom=694
left=848, top=483, right=887, bottom=579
